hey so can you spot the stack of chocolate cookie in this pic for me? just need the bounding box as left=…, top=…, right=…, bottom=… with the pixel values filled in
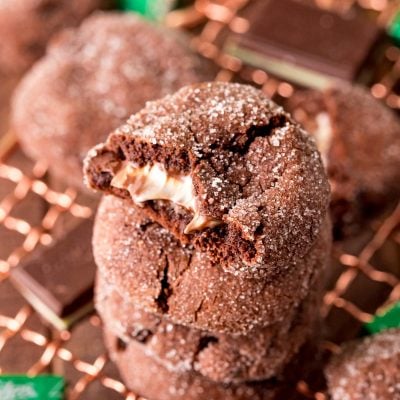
left=84, top=82, right=331, bottom=399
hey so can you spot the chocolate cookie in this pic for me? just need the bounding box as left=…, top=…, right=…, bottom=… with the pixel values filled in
left=0, top=0, right=103, bottom=73
left=285, top=84, right=400, bottom=238
left=96, top=272, right=320, bottom=383
left=93, top=195, right=331, bottom=334
left=84, top=82, right=330, bottom=272
left=12, top=12, right=213, bottom=189
left=103, top=326, right=308, bottom=400
left=325, top=329, right=400, bottom=400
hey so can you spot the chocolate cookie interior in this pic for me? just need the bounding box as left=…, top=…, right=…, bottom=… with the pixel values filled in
left=85, top=82, right=330, bottom=271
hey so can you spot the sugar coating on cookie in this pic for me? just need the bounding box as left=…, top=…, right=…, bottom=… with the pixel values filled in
left=93, top=195, right=330, bottom=334
left=12, top=12, right=213, bottom=188
left=325, top=329, right=400, bottom=400
left=96, top=271, right=319, bottom=383
left=85, top=82, right=330, bottom=271
left=286, top=84, right=400, bottom=238
left=0, top=0, right=102, bottom=73
left=103, top=326, right=307, bottom=400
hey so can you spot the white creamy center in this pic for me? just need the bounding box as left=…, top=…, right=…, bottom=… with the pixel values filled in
left=314, top=112, right=333, bottom=165
left=111, top=162, right=221, bottom=234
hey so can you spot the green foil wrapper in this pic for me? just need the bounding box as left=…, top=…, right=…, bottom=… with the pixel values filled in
left=388, top=11, right=400, bottom=45
left=365, top=301, right=400, bottom=334
left=118, top=0, right=177, bottom=20
left=0, top=375, right=64, bottom=400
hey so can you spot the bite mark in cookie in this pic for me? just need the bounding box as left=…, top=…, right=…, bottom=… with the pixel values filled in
left=85, top=82, right=330, bottom=271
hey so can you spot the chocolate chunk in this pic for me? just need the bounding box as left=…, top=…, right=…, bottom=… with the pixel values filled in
left=226, top=0, right=383, bottom=88
left=10, top=218, right=95, bottom=330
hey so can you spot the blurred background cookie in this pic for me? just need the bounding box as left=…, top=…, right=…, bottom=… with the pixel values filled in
left=286, top=84, right=400, bottom=239
left=12, top=12, right=214, bottom=189
left=325, top=329, right=400, bottom=400
left=0, top=0, right=108, bottom=74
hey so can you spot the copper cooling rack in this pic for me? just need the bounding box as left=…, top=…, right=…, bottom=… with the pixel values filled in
left=0, top=1, right=400, bottom=399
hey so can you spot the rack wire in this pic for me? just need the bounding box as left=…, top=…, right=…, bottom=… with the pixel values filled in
left=0, top=1, right=399, bottom=398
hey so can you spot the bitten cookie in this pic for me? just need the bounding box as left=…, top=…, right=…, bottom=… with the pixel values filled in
left=84, top=82, right=330, bottom=272
left=325, top=329, right=400, bottom=400
left=93, top=195, right=330, bottom=334
left=0, top=0, right=103, bottom=73
left=12, top=12, right=213, bottom=189
left=285, top=84, right=400, bottom=238
left=103, top=326, right=308, bottom=400
left=96, top=272, right=320, bottom=383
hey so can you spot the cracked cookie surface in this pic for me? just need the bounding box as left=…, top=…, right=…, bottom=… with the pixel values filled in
left=104, top=325, right=311, bottom=400
left=85, top=82, right=330, bottom=273
left=96, top=272, right=320, bottom=383
left=93, top=195, right=331, bottom=334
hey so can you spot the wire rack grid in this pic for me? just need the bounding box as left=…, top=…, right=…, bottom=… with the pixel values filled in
left=0, top=1, right=399, bottom=399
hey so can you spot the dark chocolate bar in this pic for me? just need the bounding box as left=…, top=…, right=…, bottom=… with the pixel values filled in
left=226, top=0, right=383, bottom=88
left=10, top=218, right=95, bottom=330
